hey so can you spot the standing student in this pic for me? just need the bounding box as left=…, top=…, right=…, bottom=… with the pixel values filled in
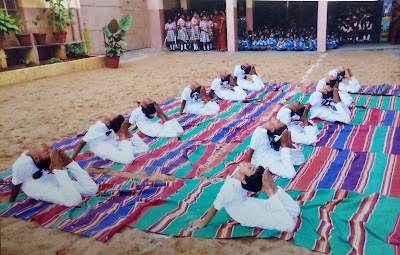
left=129, top=98, right=183, bottom=138
left=185, top=15, right=192, bottom=50
left=9, top=145, right=98, bottom=207
left=206, top=15, right=214, bottom=51
left=180, top=82, right=220, bottom=115
left=210, top=72, right=247, bottom=101
left=308, top=80, right=351, bottom=124
left=277, top=101, right=319, bottom=145
left=177, top=14, right=187, bottom=51
left=165, top=18, right=176, bottom=51
left=71, top=113, right=149, bottom=165
left=189, top=162, right=300, bottom=232
left=234, top=63, right=265, bottom=91
left=246, top=118, right=305, bottom=179
left=191, top=13, right=200, bottom=51
left=200, top=16, right=211, bottom=51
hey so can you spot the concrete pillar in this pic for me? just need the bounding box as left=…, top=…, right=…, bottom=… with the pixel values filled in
left=246, top=0, right=253, bottom=32
left=317, top=1, right=327, bottom=53
left=180, top=0, right=188, bottom=11
left=147, top=0, right=165, bottom=50
left=226, top=0, right=238, bottom=52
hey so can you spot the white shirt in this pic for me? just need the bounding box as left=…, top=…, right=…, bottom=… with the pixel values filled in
left=308, top=91, right=330, bottom=107
left=82, top=121, right=111, bottom=145
left=181, top=86, right=200, bottom=105
left=129, top=107, right=150, bottom=126
left=211, top=78, right=230, bottom=91
left=213, top=173, right=248, bottom=211
left=276, top=107, right=293, bottom=125
left=12, top=151, right=43, bottom=186
left=234, top=65, right=246, bottom=80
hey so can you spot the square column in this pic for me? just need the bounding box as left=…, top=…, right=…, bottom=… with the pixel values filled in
left=147, top=0, right=165, bottom=50
left=246, top=0, right=253, bottom=32
left=317, top=1, right=328, bottom=53
left=226, top=0, right=238, bottom=52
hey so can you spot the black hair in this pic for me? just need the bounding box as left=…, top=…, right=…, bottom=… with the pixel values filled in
left=243, top=66, right=251, bottom=74
left=222, top=74, right=231, bottom=83
left=291, top=106, right=305, bottom=119
left=142, top=103, right=157, bottom=118
left=241, top=166, right=265, bottom=192
left=322, top=91, right=334, bottom=106
left=267, top=126, right=288, bottom=151
left=32, top=158, right=51, bottom=179
left=326, top=79, right=337, bottom=88
left=106, top=115, right=125, bottom=136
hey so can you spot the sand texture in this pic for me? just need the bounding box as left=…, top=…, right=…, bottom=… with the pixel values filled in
left=1, top=50, right=399, bottom=254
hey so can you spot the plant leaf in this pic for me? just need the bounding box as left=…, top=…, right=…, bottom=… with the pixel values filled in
left=107, top=19, right=119, bottom=34
left=119, top=15, right=132, bottom=31
left=103, top=25, right=112, bottom=39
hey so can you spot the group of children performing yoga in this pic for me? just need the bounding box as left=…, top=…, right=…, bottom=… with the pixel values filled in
left=9, top=64, right=360, bottom=233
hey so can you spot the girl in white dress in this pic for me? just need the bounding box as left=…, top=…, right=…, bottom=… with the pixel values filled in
left=233, top=63, right=265, bottom=91
left=180, top=82, right=220, bottom=116
left=189, top=162, right=300, bottom=232
left=129, top=98, right=183, bottom=137
left=209, top=72, right=247, bottom=101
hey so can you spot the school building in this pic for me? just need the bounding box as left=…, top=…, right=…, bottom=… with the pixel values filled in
left=1, top=0, right=396, bottom=55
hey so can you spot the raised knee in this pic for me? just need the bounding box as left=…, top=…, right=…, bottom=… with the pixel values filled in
left=63, top=194, right=82, bottom=207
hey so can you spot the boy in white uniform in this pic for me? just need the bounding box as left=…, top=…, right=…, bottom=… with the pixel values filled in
left=189, top=162, right=300, bottom=232
left=233, top=63, right=265, bottom=91
left=246, top=118, right=305, bottom=179
left=129, top=98, right=183, bottom=137
left=9, top=144, right=98, bottom=207
left=209, top=72, right=247, bottom=101
left=277, top=101, right=319, bottom=145
left=180, top=82, right=220, bottom=116
left=71, top=113, right=149, bottom=165
left=309, top=82, right=351, bottom=124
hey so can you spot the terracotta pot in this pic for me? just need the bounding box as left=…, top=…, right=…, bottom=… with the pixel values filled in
left=52, top=32, right=67, bottom=43
left=33, top=33, right=47, bottom=45
left=105, top=56, right=120, bottom=68
left=16, top=34, right=31, bottom=46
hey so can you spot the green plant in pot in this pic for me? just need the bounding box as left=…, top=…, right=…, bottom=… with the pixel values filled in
left=14, top=14, right=31, bottom=46
left=47, top=0, right=74, bottom=43
left=103, top=15, right=132, bottom=68
left=32, top=14, right=47, bottom=45
left=0, top=9, right=20, bottom=48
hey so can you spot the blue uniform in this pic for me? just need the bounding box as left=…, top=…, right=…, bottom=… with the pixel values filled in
left=242, top=40, right=250, bottom=50
left=302, top=41, right=312, bottom=51
left=326, top=38, right=338, bottom=49
left=258, top=40, right=268, bottom=50
left=275, top=40, right=288, bottom=51
left=267, top=38, right=277, bottom=50
left=309, top=39, right=317, bottom=50
left=293, top=41, right=303, bottom=51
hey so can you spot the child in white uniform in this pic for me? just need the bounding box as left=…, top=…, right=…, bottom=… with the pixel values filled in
left=233, top=63, right=265, bottom=91
left=129, top=98, right=183, bottom=137
left=9, top=145, right=98, bottom=207
left=209, top=72, right=247, bottom=101
left=309, top=83, right=351, bottom=124
left=328, top=67, right=361, bottom=106
left=277, top=101, right=319, bottom=145
left=180, top=82, right=220, bottom=116
left=71, top=113, right=149, bottom=165
left=189, top=162, right=300, bottom=232
left=246, top=118, right=305, bottom=179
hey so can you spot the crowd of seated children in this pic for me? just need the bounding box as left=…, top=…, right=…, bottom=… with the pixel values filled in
left=238, top=26, right=322, bottom=51
left=334, top=6, right=375, bottom=43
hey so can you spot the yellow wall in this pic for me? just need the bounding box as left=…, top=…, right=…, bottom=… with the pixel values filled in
left=17, top=0, right=80, bottom=9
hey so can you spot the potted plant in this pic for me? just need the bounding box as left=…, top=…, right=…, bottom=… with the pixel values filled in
left=14, top=14, right=31, bottom=46
left=103, top=15, right=132, bottom=68
left=32, top=15, right=46, bottom=45
left=0, top=9, right=20, bottom=48
left=47, top=0, right=74, bottom=43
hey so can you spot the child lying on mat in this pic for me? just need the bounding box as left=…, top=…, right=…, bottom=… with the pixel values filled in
left=246, top=118, right=305, bottom=179
left=180, top=82, right=220, bottom=116
left=277, top=100, right=319, bottom=145
left=9, top=144, right=98, bottom=207
left=189, top=162, right=300, bottom=232
left=234, top=63, right=265, bottom=91
left=209, top=72, right=247, bottom=101
left=309, top=78, right=351, bottom=124
left=129, top=98, right=183, bottom=138
left=328, top=67, right=361, bottom=107
left=71, top=113, right=149, bottom=165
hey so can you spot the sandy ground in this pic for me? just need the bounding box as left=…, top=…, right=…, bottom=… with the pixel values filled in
left=1, top=50, right=399, bottom=254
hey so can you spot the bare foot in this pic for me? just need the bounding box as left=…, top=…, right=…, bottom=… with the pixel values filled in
left=332, top=88, right=341, bottom=104
left=57, top=149, right=73, bottom=166
left=199, top=85, right=207, bottom=98
left=49, top=149, right=65, bottom=171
